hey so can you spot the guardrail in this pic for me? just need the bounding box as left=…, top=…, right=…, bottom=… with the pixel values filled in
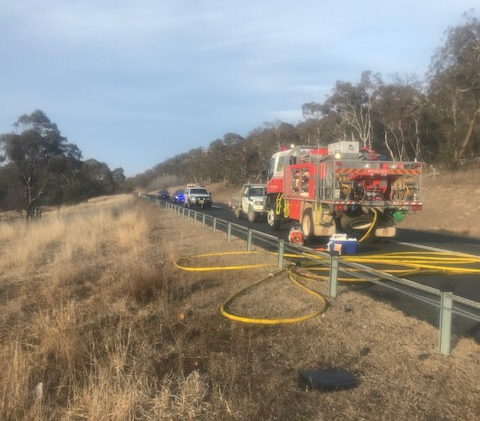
left=144, top=195, right=480, bottom=356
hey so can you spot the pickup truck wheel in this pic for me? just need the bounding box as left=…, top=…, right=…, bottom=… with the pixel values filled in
left=301, top=209, right=314, bottom=239
left=267, top=209, right=281, bottom=230
left=247, top=205, right=256, bottom=222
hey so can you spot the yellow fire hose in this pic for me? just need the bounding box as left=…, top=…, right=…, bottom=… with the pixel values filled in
left=174, top=251, right=329, bottom=324
left=174, top=250, right=480, bottom=324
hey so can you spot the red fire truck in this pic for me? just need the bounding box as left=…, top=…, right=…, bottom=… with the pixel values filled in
left=265, top=141, right=422, bottom=243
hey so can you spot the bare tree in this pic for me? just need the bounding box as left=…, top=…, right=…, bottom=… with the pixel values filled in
left=321, top=71, right=383, bottom=149
left=376, top=74, right=425, bottom=160
left=427, top=12, right=480, bottom=165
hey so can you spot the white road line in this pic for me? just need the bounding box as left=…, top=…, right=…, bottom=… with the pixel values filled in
left=393, top=240, right=480, bottom=257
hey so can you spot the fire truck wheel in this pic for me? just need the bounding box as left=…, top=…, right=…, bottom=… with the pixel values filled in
left=247, top=205, right=257, bottom=222
left=301, top=210, right=314, bottom=239
left=267, top=209, right=281, bottom=230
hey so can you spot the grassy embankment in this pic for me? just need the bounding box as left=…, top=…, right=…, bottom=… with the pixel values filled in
left=0, top=193, right=479, bottom=420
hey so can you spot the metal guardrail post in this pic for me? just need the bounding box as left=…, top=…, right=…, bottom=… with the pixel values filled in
left=277, top=239, right=284, bottom=268
left=202, top=213, right=206, bottom=227
left=247, top=229, right=253, bottom=251
left=227, top=222, right=232, bottom=242
left=439, top=283, right=454, bottom=355
left=193, top=211, right=197, bottom=225
left=213, top=217, right=217, bottom=234
left=328, top=253, right=339, bottom=298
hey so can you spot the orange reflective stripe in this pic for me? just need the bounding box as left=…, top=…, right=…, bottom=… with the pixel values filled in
left=335, top=168, right=421, bottom=176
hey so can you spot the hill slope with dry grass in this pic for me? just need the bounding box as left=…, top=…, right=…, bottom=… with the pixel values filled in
left=1, top=194, right=479, bottom=420
left=400, top=166, right=480, bottom=238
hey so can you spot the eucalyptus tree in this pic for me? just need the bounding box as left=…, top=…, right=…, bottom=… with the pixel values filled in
left=0, top=110, right=82, bottom=218
left=321, top=71, right=383, bottom=149
left=375, top=74, right=426, bottom=161
left=246, top=121, right=299, bottom=182
left=81, top=159, right=116, bottom=197
left=111, top=167, right=126, bottom=192
left=299, top=103, right=325, bottom=144
left=299, top=102, right=348, bottom=145
left=426, top=12, right=480, bottom=165
left=179, top=148, right=206, bottom=185
left=205, top=133, right=246, bottom=185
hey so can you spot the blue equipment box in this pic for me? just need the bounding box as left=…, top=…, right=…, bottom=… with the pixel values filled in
left=327, top=234, right=358, bottom=255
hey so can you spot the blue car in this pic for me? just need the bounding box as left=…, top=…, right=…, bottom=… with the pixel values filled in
left=171, top=189, right=185, bottom=204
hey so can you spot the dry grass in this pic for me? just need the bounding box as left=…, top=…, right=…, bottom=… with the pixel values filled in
left=1, top=194, right=479, bottom=420
left=400, top=167, right=480, bottom=238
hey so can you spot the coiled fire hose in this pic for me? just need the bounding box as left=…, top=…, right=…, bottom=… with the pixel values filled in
left=174, top=250, right=480, bottom=324
left=174, top=251, right=329, bottom=324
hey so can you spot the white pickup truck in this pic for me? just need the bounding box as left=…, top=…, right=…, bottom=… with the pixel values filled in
left=232, top=184, right=267, bottom=222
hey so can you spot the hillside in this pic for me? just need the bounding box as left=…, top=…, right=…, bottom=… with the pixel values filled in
left=400, top=167, right=480, bottom=238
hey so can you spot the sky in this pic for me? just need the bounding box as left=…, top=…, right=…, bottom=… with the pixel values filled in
left=0, top=1, right=477, bottom=177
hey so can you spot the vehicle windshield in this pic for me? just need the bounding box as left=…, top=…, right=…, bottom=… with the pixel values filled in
left=268, top=155, right=285, bottom=179
left=249, top=187, right=264, bottom=196
left=190, top=189, right=208, bottom=195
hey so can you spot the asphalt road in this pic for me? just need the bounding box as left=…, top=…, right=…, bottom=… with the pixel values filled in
left=159, top=198, right=480, bottom=344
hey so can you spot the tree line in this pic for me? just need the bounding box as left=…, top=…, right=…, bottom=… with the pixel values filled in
left=133, top=13, right=480, bottom=190
left=2, top=14, right=478, bottom=216
left=0, top=110, right=126, bottom=218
